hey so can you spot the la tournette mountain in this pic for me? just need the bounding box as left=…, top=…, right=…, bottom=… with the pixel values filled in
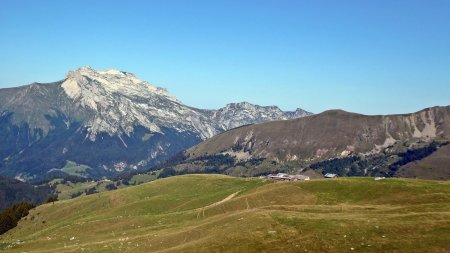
left=0, top=67, right=311, bottom=181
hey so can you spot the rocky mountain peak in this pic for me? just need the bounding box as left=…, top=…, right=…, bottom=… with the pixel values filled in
left=63, top=67, right=172, bottom=100
left=224, top=102, right=277, bottom=110
left=210, top=101, right=312, bottom=130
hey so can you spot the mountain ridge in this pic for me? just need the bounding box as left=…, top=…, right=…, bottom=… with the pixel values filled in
left=188, top=105, right=450, bottom=159
left=170, top=105, right=450, bottom=179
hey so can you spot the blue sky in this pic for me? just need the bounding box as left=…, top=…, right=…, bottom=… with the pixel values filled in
left=1, top=0, right=449, bottom=114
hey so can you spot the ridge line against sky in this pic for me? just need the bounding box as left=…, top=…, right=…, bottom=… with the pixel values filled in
left=0, top=0, right=449, bottom=115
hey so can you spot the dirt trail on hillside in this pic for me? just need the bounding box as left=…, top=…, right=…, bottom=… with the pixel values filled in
left=196, top=191, right=240, bottom=218
left=204, top=191, right=240, bottom=209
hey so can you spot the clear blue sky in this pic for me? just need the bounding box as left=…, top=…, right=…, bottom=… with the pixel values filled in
left=1, top=0, right=449, bottom=115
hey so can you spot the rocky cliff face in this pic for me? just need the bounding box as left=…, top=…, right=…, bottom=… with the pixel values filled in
left=0, top=67, right=311, bottom=180
left=208, top=102, right=312, bottom=130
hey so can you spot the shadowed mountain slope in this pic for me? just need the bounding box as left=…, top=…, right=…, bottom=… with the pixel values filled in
left=0, top=176, right=52, bottom=210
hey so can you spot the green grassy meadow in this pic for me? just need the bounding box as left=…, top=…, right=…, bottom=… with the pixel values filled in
left=49, top=161, right=92, bottom=178
left=1, top=175, right=449, bottom=252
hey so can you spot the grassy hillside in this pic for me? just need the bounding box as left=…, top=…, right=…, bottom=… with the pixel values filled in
left=1, top=175, right=449, bottom=252
left=397, top=144, right=450, bottom=180
left=52, top=161, right=92, bottom=178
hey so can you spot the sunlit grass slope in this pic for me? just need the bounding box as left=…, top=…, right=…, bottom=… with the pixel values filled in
left=1, top=175, right=449, bottom=252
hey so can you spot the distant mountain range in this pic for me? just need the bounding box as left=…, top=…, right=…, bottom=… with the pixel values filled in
left=173, top=106, right=450, bottom=180
left=0, top=67, right=311, bottom=181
